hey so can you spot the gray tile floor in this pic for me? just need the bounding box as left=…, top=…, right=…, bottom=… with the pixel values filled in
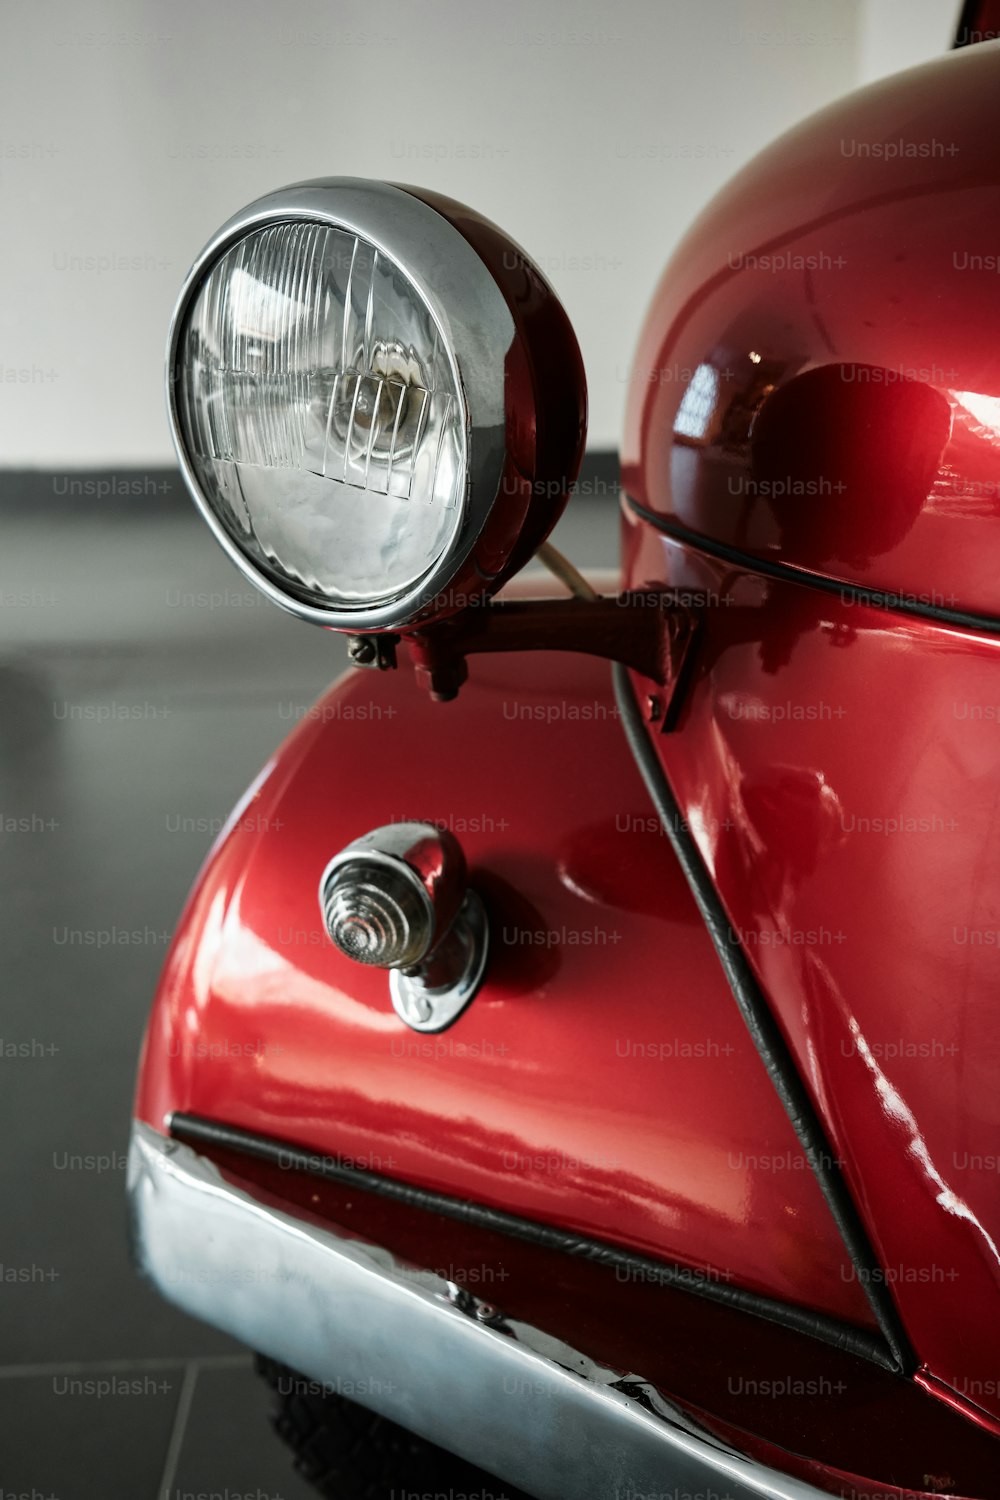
left=0, top=461, right=619, bottom=1498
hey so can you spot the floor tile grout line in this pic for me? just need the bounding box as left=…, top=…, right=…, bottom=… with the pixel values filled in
left=0, top=1353, right=250, bottom=1379
left=155, top=1358, right=199, bottom=1500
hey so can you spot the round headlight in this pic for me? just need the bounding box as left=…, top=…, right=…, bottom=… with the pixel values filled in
left=167, top=179, right=587, bottom=631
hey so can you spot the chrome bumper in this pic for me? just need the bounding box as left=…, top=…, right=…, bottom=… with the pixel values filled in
left=128, top=1121, right=828, bottom=1500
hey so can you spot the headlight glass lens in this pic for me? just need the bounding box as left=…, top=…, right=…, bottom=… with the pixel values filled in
left=177, top=221, right=466, bottom=609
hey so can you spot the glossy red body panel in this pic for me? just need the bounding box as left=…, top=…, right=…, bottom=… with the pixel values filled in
left=135, top=649, right=874, bottom=1328
left=624, top=510, right=1000, bottom=1427
left=618, top=34, right=1000, bottom=1433
left=621, top=41, right=1000, bottom=622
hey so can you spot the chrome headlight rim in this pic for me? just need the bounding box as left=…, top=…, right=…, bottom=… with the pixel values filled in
left=166, top=178, right=515, bottom=632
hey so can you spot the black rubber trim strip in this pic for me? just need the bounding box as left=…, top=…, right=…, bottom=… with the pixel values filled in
left=623, top=495, right=1000, bottom=636
left=613, top=662, right=915, bottom=1376
left=169, top=1110, right=896, bottom=1370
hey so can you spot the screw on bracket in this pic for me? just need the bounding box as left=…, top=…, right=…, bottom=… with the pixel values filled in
left=347, top=636, right=376, bottom=665
left=346, top=635, right=398, bottom=671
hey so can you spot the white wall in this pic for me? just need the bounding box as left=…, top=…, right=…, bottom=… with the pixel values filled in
left=0, top=0, right=959, bottom=465
left=857, top=0, right=957, bottom=82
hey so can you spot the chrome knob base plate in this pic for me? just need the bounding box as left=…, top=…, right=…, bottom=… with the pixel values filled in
left=390, top=889, right=489, bottom=1033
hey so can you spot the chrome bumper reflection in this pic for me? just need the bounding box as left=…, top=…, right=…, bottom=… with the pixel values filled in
left=128, top=1121, right=828, bottom=1500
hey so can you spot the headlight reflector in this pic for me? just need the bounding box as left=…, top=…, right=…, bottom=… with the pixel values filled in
left=179, top=220, right=465, bottom=609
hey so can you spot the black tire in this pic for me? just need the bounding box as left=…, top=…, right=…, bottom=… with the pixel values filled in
left=255, top=1353, right=534, bottom=1500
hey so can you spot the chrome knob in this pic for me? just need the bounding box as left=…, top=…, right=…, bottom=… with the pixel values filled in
left=319, top=822, right=489, bottom=1033
left=322, top=861, right=433, bottom=969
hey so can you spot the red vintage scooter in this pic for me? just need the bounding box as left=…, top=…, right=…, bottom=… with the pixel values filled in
left=129, top=13, right=1000, bottom=1498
